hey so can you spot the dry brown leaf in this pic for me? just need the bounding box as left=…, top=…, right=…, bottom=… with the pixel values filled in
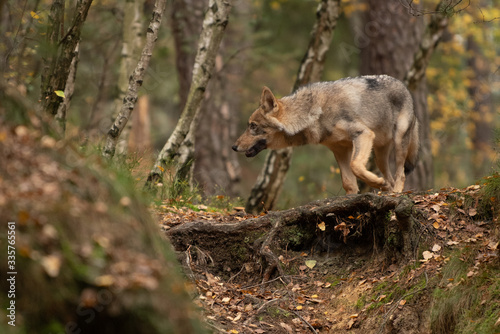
left=422, top=251, right=433, bottom=261
left=280, top=322, right=293, bottom=333
left=347, top=318, right=356, bottom=329
left=432, top=244, right=442, bottom=252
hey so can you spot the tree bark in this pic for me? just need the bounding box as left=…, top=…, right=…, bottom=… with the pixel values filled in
left=102, top=0, right=167, bottom=159
left=466, top=33, right=494, bottom=179
left=40, top=0, right=92, bottom=122
left=146, top=0, right=233, bottom=188
left=170, top=0, right=207, bottom=111
left=245, top=0, right=341, bottom=214
left=358, top=0, right=451, bottom=192
left=403, top=2, right=451, bottom=191
left=54, top=42, right=79, bottom=136
left=114, top=0, right=145, bottom=156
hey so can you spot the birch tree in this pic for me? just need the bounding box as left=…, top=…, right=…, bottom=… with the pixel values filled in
left=102, top=0, right=167, bottom=159
left=245, top=0, right=341, bottom=214
left=40, top=0, right=92, bottom=134
left=114, top=0, right=144, bottom=155
left=146, top=0, right=233, bottom=188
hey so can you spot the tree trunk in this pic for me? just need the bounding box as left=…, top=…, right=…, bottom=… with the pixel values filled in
left=146, top=0, right=233, bottom=189
left=359, top=0, right=451, bottom=192
left=114, top=0, right=145, bottom=156
left=102, top=0, right=167, bottom=159
left=54, top=42, right=79, bottom=136
left=466, top=34, right=494, bottom=179
left=40, top=0, right=93, bottom=123
left=193, top=3, right=248, bottom=197
left=170, top=0, right=207, bottom=112
left=245, top=0, right=341, bottom=214
left=403, top=2, right=450, bottom=191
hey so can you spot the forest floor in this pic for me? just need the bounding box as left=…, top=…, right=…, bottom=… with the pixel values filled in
left=156, top=186, right=499, bottom=334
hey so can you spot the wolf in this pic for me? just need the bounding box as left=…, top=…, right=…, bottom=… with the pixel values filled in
left=232, top=75, right=419, bottom=194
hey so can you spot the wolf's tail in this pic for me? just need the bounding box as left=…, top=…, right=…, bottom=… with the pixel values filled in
left=404, top=119, right=419, bottom=175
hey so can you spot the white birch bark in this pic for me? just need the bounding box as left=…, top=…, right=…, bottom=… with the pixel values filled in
left=55, top=42, right=79, bottom=137
left=146, top=0, right=233, bottom=186
left=102, top=0, right=167, bottom=159
left=114, top=0, right=144, bottom=155
left=245, top=0, right=341, bottom=213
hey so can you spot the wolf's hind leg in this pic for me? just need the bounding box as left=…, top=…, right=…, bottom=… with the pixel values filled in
left=374, top=145, right=395, bottom=191
left=393, top=114, right=413, bottom=192
left=350, top=130, right=389, bottom=191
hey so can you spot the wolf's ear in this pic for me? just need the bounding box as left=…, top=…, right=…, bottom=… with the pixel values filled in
left=260, top=86, right=277, bottom=114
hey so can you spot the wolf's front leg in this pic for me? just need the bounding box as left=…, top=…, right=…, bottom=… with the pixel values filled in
left=332, top=148, right=359, bottom=194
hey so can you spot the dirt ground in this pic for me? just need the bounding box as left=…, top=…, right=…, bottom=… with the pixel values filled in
left=157, top=187, right=499, bottom=334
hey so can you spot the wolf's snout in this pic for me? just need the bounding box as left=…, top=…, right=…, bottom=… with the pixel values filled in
left=232, top=145, right=238, bottom=152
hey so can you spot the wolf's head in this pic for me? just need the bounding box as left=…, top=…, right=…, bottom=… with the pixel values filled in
left=232, top=87, right=289, bottom=157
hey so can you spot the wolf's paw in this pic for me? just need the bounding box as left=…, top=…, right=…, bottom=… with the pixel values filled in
left=380, top=180, right=394, bottom=192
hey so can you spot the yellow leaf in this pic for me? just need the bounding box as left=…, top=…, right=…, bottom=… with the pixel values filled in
left=305, top=260, right=317, bottom=269
left=54, top=90, right=65, bottom=98
left=296, top=305, right=303, bottom=310
left=95, top=275, right=114, bottom=287
left=298, top=176, right=305, bottom=182
left=30, top=11, right=40, bottom=19
left=433, top=221, right=440, bottom=229
left=317, top=222, right=326, bottom=231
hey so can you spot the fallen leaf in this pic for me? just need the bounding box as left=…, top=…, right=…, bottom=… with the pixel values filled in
left=431, top=204, right=441, bottom=212
left=433, top=221, right=440, bottom=229
left=468, top=208, right=477, bottom=216
left=296, top=305, right=303, bottom=310
left=399, top=299, right=406, bottom=306
left=232, top=312, right=242, bottom=322
left=41, top=255, right=62, bottom=277
left=432, top=244, right=442, bottom=252
left=347, top=318, right=356, bottom=329
left=317, top=221, right=326, bottom=231
left=305, top=260, right=317, bottom=269
left=95, top=275, right=114, bottom=287
left=222, top=297, right=231, bottom=304
left=487, top=241, right=499, bottom=250
left=422, top=251, right=433, bottom=261
left=280, top=322, right=293, bottom=333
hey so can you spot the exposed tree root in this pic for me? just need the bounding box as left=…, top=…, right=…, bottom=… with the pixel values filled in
left=167, top=193, right=427, bottom=282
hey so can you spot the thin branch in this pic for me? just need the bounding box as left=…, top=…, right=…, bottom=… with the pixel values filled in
left=292, top=310, right=319, bottom=334
left=399, top=0, right=470, bottom=16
